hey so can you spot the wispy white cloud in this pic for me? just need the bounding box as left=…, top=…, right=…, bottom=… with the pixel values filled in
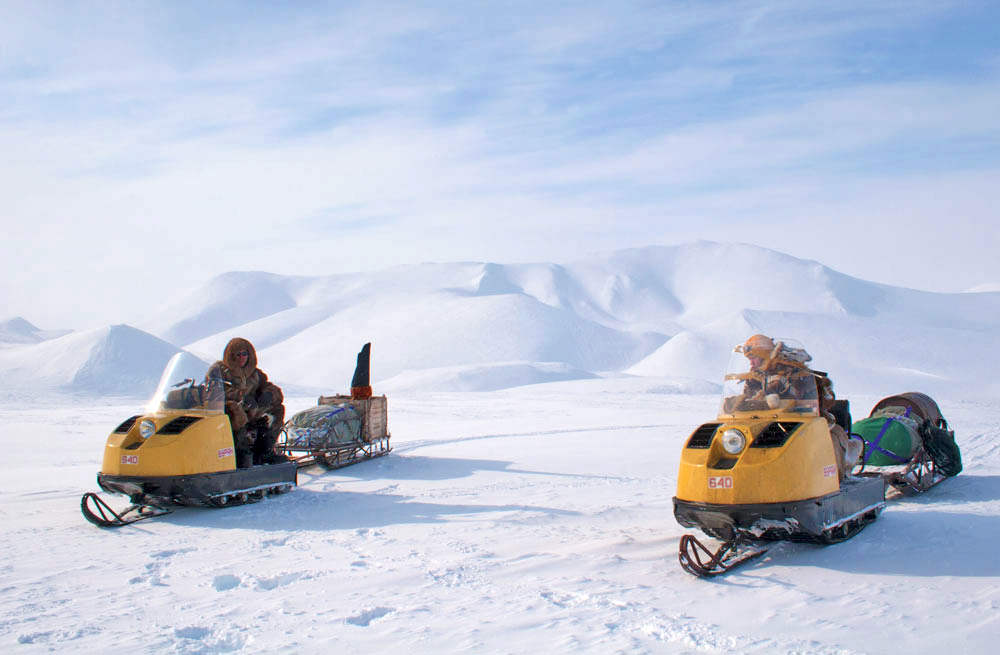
left=1, top=1, right=998, bottom=328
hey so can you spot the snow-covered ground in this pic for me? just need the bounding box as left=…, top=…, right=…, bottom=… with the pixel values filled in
left=3, top=377, right=997, bottom=654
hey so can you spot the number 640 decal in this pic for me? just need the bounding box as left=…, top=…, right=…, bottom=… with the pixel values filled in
left=708, top=476, right=733, bottom=489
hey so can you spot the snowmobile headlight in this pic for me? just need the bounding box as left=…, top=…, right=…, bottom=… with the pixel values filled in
left=139, top=419, right=156, bottom=439
left=721, top=429, right=746, bottom=454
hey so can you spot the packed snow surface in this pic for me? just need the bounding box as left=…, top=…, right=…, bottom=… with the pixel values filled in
left=1, top=379, right=998, bottom=654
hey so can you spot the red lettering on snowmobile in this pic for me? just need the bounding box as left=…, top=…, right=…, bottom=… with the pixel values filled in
left=823, top=465, right=836, bottom=478
left=217, top=447, right=234, bottom=459
left=121, top=455, right=138, bottom=465
left=708, top=476, right=733, bottom=489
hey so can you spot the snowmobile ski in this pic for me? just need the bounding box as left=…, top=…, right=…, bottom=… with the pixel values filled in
left=677, top=496, right=885, bottom=577
left=678, top=533, right=775, bottom=578
left=81, top=492, right=172, bottom=528
left=81, top=462, right=298, bottom=528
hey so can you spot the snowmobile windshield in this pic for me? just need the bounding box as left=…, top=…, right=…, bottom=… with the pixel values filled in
left=146, top=353, right=224, bottom=414
left=719, top=338, right=820, bottom=418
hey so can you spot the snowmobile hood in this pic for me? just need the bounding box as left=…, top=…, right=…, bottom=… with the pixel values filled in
left=222, top=337, right=257, bottom=373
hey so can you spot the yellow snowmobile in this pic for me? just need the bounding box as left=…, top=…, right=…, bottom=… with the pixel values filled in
left=81, top=353, right=297, bottom=527
left=673, top=338, right=962, bottom=577
left=671, top=338, right=883, bottom=575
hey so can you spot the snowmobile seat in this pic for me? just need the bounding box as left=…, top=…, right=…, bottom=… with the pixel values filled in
left=164, top=386, right=204, bottom=410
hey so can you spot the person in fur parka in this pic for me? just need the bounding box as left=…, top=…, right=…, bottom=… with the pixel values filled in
left=207, top=337, right=286, bottom=467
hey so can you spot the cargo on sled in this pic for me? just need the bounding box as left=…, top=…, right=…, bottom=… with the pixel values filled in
left=851, top=391, right=962, bottom=496
left=277, top=342, right=392, bottom=469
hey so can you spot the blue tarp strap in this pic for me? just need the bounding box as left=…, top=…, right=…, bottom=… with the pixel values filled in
left=863, top=407, right=911, bottom=464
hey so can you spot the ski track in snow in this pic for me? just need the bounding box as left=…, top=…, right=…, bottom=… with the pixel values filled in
left=1, top=388, right=998, bottom=654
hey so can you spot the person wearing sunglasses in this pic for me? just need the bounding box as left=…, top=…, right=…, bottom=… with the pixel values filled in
left=207, top=337, right=287, bottom=468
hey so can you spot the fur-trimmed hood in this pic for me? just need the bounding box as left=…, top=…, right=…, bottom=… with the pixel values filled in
left=222, top=337, right=257, bottom=373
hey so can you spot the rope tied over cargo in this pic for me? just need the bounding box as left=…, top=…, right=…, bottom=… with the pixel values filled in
left=864, top=407, right=913, bottom=464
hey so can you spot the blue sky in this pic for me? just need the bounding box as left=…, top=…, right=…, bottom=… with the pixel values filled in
left=2, top=1, right=999, bottom=328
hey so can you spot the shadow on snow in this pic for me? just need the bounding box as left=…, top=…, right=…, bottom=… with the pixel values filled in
left=163, top=488, right=579, bottom=532
left=158, top=454, right=585, bottom=531
left=715, top=475, right=1000, bottom=579
left=322, top=454, right=635, bottom=483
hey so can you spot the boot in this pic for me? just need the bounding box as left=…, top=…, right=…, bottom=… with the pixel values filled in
left=251, top=426, right=284, bottom=465
left=236, top=448, right=254, bottom=469
left=233, top=427, right=254, bottom=469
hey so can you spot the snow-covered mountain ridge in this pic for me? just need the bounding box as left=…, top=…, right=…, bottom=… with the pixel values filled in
left=0, top=325, right=186, bottom=395
left=3, top=242, right=998, bottom=397
left=0, top=317, right=72, bottom=347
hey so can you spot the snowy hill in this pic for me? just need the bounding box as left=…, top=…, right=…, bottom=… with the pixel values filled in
left=146, top=262, right=670, bottom=393
left=966, top=282, right=1000, bottom=293
left=378, top=361, right=599, bottom=393
left=2, top=242, right=997, bottom=398
left=136, top=242, right=1000, bottom=399
left=0, top=324, right=189, bottom=395
left=0, top=316, right=72, bottom=347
